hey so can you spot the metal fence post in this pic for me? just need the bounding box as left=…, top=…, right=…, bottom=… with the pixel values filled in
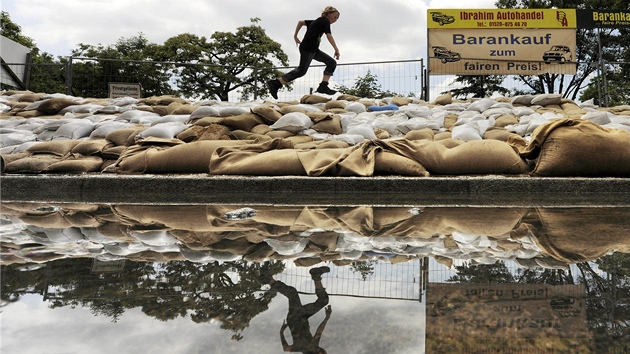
left=65, top=57, right=73, bottom=96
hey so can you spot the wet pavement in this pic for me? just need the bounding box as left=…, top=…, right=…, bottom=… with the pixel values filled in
left=1, top=202, right=629, bottom=353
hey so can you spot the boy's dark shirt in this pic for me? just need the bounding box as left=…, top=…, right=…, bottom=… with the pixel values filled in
left=300, top=17, right=332, bottom=52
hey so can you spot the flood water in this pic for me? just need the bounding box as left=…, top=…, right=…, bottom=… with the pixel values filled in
left=1, top=203, right=629, bottom=354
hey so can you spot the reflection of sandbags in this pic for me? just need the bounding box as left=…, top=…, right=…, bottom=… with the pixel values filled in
left=527, top=207, right=630, bottom=262
left=519, top=118, right=630, bottom=176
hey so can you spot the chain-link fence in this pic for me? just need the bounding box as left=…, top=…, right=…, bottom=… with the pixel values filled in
left=1, top=57, right=426, bottom=103
left=3, top=56, right=627, bottom=106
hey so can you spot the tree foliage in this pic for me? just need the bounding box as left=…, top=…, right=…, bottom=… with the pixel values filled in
left=444, top=75, right=511, bottom=99
left=335, top=70, right=404, bottom=98
left=70, top=33, right=176, bottom=98
left=152, top=18, right=288, bottom=101
left=494, top=0, right=630, bottom=103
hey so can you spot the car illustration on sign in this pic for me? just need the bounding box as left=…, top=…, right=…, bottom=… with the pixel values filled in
left=432, top=46, right=461, bottom=63
left=431, top=12, right=455, bottom=26
left=543, top=45, right=572, bottom=64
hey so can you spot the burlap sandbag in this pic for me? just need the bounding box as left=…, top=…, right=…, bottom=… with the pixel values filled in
left=221, top=113, right=264, bottom=131
left=71, top=138, right=113, bottom=155
left=404, top=127, right=434, bottom=141
left=311, top=114, right=342, bottom=134
left=36, top=98, right=80, bottom=115
left=371, top=139, right=528, bottom=175
left=251, top=105, right=283, bottom=124
left=116, top=140, right=249, bottom=174
left=1, top=151, right=30, bottom=172
left=45, top=155, right=104, bottom=173
left=105, top=126, right=146, bottom=146
left=3, top=154, right=61, bottom=173
left=27, top=140, right=82, bottom=156
left=300, top=94, right=331, bottom=104
left=209, top=139, right=306, bottom=175
left=520, top=118, right=630, bottom=177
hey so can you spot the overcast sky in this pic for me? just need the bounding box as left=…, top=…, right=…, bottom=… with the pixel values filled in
left=4, top=0, right=498, bottom=65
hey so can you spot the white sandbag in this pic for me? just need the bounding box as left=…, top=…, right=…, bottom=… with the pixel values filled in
left=466, top=98, right=496, bottom=112
left=581, top=111, right=611, bottom=125
left=53, top=119, right=95, bottom=139
left=346, top=122, right=377, bottom=139
left=189, top=106, right=220, bottom=120
left=512, top=106, right=536, bottom=117
left=344, top=101, right=367, bottom=113
left=333, top=133, right=366, bottom=145
left=403, top=107, right=433, bottom=118
left=106, top=96, right=139, bottom=106
left=59, top=103, right=103, bottom=114
left=451, top=123, right=482, bottom=141
left=135, top=122, right=190, bottom=139
left=270, top=112, right=313, bottom=132
left=396, top=117, right=441, bottom=134
left=89, top=121, right=135, bottom=139
left=150, top=114, right=191, bottom=126
left=218, top=106, right=249, bottom=117
left=0, top=131, right=37, bottom=148
left=116, top=109, right=160, bottom=121
left=371, top=113, right=407, bottom=135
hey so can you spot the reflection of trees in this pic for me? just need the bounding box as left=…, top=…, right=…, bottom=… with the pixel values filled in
left=0, top=259, right=284, bottom=340
left=446, top=261, right=514, bottom=283
left=580, top=254, right=630, bottom=351
left=350, top=260, right=377, bottom=280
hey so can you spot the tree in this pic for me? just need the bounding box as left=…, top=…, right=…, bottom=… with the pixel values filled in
left=444, top=75, right=511, bottom=99
left=70, top=33, right=176, bottom=98
left=494, top=0, right=630, bottom=102
left=0, top=11, right=35, bottom=48
left=335, top=70, right=404, bottom=98
left=153, top=18, right=289, bottom=101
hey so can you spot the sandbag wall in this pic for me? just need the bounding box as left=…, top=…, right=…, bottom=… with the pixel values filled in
left=2, top=90, right=630, bottom=176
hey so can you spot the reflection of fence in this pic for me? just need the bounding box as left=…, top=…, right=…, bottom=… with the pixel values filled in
left=274, top=259, right=425, bottom=301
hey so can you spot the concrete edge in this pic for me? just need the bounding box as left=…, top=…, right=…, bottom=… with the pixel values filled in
left=2, top=174, right=630, bottom=207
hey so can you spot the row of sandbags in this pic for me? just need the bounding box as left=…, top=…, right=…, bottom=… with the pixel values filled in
left=2, top=90, right=630, bottom=176
left=3, top=202, right=629, bottom=267
left=4, top=117, right=629, bottom=177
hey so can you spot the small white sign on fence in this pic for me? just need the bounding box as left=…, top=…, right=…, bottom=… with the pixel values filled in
left=108, top=82, right=142, bottom=98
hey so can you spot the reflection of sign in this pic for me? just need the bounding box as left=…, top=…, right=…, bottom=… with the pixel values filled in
left=426, top=283, right=590, bottom=353
left=91, top=259, right=126, bottom=273
left=108, top=82, right=142, bottom=98
left=428, top=28, right=576, bottom=75
left=577, top=10, right=630, bottom=28
left=427, top=9, right=577, bottom=29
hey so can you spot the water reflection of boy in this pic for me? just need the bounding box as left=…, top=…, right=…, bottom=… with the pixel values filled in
left=261, top=266, right=332, bottom=354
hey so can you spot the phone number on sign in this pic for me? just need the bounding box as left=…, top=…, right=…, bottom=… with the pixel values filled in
left=488, top=22, right=528, bottom=27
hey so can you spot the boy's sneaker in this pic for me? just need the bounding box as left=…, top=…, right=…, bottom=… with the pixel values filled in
left=309, top=266, right=331, bottom=281
left=316, top=81, right=336, bottom=95
left=267, top=79, right=281, bottom=99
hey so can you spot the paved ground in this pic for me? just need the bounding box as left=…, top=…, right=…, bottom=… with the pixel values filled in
left=2, top=174, right=630, bottom=206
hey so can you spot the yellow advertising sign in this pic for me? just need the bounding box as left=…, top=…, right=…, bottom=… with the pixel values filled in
left=428, top=28, right=577, bottom=75
left=428, top=9, right=577, bottom=29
